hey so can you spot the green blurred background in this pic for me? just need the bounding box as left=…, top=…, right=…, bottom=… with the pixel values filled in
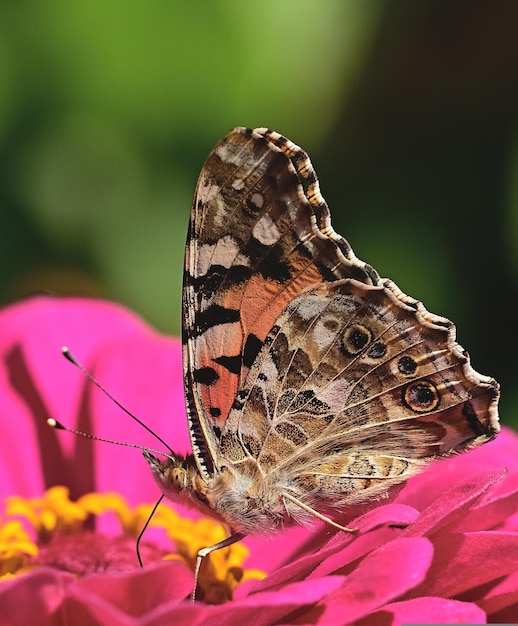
left=1, top=1, right=516, bottom=425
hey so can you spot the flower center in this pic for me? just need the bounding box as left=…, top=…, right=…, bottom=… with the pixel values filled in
left=1, top=486, right=264, bottom=603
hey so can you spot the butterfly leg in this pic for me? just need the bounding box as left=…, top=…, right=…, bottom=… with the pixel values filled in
left=282, top=492, right=358, bottom=533
left=193, top=531, right=246, bottom=601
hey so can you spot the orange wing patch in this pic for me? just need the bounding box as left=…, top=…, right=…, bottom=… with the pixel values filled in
left=184, top=129, right=379, bottom=446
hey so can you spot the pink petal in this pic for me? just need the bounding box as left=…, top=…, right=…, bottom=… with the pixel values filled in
left=77, top=575, right=344, bottom=626
left=455, top=472, right=518, bottom=533
left=358, top=596, right=486, bottom=625
left=0, top=296, right=186, bottom=507
left=84, top=331, right=187, bottom=505
left=404, top=471, right=504, bottom=538
left=409, top=530, right=518, bottom=598
left=479, top=569, right=518, bottom=621
left=63, top=561, right=193, bottom=624
left=398, top=428, right=518, bottom=511
left=0, top=567, right=75, bottom=626
left=193, top=576, right=346, bottom=626
left=309, top=505, right=420, bottom=580
left=242, top=525, right=316, bottom=581
left=311, top=537, right=434, bottom=624
left=251, top=504, right=418, bottom=594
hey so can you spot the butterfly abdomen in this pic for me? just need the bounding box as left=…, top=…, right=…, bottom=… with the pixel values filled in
left=202, top=464, right=310, bottom=533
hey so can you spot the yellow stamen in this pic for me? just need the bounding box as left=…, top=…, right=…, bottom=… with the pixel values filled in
left=77, top=492, right=157, bottom=536
left=151, top=507, right=265, bottom=603
left=2, top=487, right=265, bottom=601
left=0, top=520, right=38, bottom=579
left=6, top=486, right=88, bottom=541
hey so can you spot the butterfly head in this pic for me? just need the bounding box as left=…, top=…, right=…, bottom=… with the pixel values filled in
left=144, top=450, right=187, bottom=492
left=143, top=450, right=211, bottom=512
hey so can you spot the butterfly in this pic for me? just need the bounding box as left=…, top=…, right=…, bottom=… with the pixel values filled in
left=144, top=127, right=500, bottom=591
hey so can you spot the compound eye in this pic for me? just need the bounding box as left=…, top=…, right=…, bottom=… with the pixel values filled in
left=167, top=467, right=186, bottom=491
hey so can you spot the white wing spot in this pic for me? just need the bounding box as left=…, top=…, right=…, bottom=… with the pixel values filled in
left=253, top=214, right=281, bottom=246
left=195, top=236, right=241, bottom=278
left=197, top=179, right=220, bottom=204
left=250, top=193, right=264, bottom=209
left=215, top=142, right=244, bottom=165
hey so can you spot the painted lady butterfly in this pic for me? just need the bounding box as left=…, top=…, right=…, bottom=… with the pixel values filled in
left=145, top=127, right=500, bottom=587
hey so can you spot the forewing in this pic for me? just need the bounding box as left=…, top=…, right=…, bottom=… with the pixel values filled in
left=183, top=128, right=379, bottom=474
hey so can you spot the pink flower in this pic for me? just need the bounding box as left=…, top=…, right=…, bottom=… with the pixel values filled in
left=1, top=296, right=517, bottom=624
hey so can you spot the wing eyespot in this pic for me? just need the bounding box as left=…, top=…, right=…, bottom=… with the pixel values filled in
left=341, top=323, right=373, bottom=357
left=397, top=356, right=418, bottom=376
left=402, top=380, right=440, bottom=413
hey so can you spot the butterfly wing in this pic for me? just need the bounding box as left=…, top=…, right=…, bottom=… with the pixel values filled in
left=184, top=127, right=499, bottom=493
left=219, top=278, right=500, bottom=510
left=184, top=128, right=380, bottom=475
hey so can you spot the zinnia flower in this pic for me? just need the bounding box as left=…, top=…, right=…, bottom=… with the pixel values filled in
left=1, top=296, right=517, bottom=625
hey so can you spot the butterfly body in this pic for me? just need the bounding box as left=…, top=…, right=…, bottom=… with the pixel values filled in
left=146, top=450, right=305, bottom=535
left=146, top=127, right=499, bottom=557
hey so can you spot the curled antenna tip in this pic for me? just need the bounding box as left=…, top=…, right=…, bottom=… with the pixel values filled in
left=47, top=417, right=65, bottom=429
left=61, top=347, right=77, bottom=365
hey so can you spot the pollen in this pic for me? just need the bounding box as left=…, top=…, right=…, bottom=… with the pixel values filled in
left=1, top=487, right=264, bottom=603
left=5, top=486, right=89, bottom=542
left=0, top=520, right=38, bottom=579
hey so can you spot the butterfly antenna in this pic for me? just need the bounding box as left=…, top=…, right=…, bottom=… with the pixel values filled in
left=46, top=417, right=171, bottom=458
left=136, top=494, right=164, bottom=567
left=60, top=346, right=175, bottom=456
